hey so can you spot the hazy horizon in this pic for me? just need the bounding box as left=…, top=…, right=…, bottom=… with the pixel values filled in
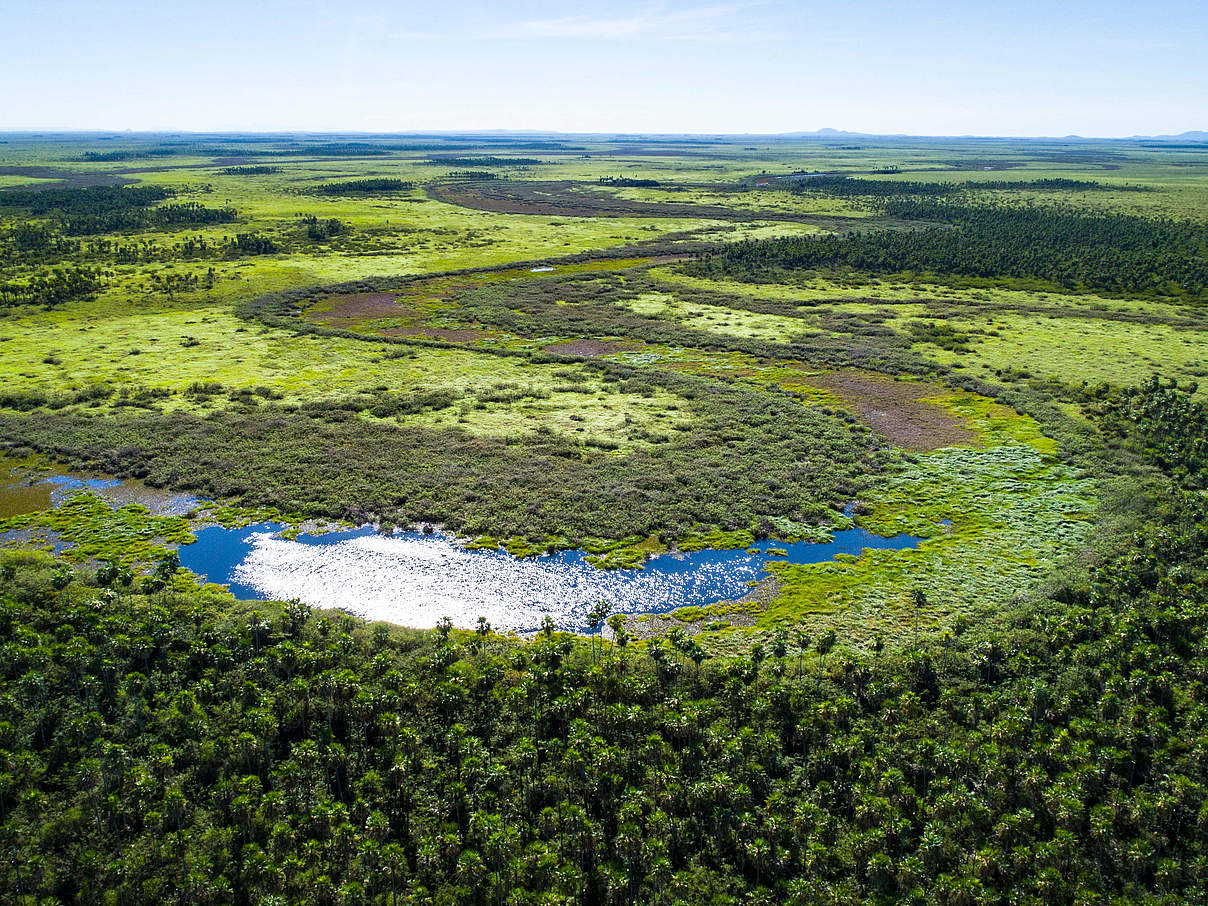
left=3, top=0, right=1204, bottom=137
left=0, top=127, right=1203, bottom=142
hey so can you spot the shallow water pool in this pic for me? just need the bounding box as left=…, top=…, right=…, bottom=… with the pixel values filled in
left=179, top=522, right=923, bottom=633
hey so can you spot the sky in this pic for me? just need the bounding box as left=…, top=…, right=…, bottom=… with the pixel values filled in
left=1, top=0, right=1204, bottom=136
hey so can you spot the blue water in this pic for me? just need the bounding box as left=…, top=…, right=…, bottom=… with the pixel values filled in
left=179, top=520, right=924, bottom=632
left=42, top=475, right=124, bottom=493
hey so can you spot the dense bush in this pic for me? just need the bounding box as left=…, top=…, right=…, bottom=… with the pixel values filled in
left=0, top=371, right=882, bottom=544
left=1, top=383, right=1207, bottom=904
left=310, top=179, right=413, bottom=195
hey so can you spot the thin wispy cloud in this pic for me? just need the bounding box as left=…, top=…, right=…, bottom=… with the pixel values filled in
left=497, top=3, right=769, bottom=41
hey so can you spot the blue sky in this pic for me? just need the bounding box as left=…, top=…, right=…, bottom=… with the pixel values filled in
left=2, top=0, right=1204, bottom=135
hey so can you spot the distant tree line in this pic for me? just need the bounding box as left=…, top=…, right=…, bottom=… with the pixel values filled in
left=690, top=200, right=1208, bottom=298
left=764, top=175, right=1145, bottom=199
left=219, top=165, right=282, bottom=176
left=78, top=148, right=177, bottom=162
left=1, top=185, right=175, bottom=215
left=0, top=266, right=103, bottom=308
left=424, top=157, right=543, bottom=166
left=58, top=202, right=238, bottom=235
left=0, top=186, right=236, bottom=235
left=599, top=176, right=662, bottom=187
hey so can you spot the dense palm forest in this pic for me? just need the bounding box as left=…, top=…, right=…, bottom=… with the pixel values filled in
left=0, top=186, right=237, bottom=235
left=691, top=200, right=1208, bottom=298
left=3, top=379, right=1208, bottom=905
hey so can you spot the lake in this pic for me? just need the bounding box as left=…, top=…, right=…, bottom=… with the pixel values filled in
left=179, top=521, right=923, bottom=633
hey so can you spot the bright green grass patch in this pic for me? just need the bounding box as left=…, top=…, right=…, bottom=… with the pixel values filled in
left=619, top=291, right=811, bottom=342
left=922, top=311, right=1208, bottom=389
left=677, top=526, right=756, bottom=553
left=0, top=299, right=689, bottom=449
left=926, top=393, right=1058, bottom=453
left=0, top=492, right=194, bottom=566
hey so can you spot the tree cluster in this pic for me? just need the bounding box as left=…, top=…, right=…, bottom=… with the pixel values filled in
left=691, top=201, right=1208, bottom=298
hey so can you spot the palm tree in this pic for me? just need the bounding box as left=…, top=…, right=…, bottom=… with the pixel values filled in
left=51, top=566, right=72, bottom=603
left=586, top=600, right=611, bottom=664
left=794, top=628, right=811, bottom=677
left=816, top=629, right=836, bottom=693
left=911, top=588, right=927, bottom=647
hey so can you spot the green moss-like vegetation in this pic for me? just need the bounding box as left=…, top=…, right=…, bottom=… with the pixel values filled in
left=0, top=491, right=194, bottom=565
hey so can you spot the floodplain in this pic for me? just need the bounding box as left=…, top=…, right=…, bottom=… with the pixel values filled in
left=2, top=132, right=1206, bottom=651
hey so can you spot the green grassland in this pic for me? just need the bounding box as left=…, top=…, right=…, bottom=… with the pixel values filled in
left=2, top=133, right=1206, bottom=644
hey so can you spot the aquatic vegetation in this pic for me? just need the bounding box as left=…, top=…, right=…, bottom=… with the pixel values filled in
left=762, top=440, right=1096, bottom=643
left=0, top=491, right=194, bottom=565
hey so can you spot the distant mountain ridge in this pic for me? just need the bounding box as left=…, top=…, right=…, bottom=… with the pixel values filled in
left=776, top=128, right=1208, bottom=143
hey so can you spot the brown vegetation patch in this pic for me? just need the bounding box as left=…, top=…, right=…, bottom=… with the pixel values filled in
left=427, top=180, right=867, bottom=228
left=809, top=370, right=978, bottom=451
left=309, top=293, right=404, bottom=321
left=544, top=339, right=632, bottom=357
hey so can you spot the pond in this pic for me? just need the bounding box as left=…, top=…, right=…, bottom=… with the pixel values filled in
left=3, top=458, right=929, bottom=633
left=0, top=463, right=198, bottom=519
left=179, top=521, right=924, bottom=633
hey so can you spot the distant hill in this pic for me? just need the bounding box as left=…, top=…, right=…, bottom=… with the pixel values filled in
left=1127, top=130, right=1208, bottom=142
left=774, top=128, right=1208, bottom=143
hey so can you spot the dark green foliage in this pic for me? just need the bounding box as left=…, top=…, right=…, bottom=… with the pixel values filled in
left=772, top=176, right=1146, bottom=198
left=780, top=175, right=958, bottom=197
left=0, top=186, right=236, bottom=234
left=218, top=166, right=282, bottom=175
left=0, top=384, right=113, bottom=411
left=446, top=171, right=498, bottom=180
left=310, top=179, right=413, bottom=195
left=906, top=319, right=973, bottom=352
left=62, top=202, right=239, bottom=235
left=691, top=201, right=1208, bottom=298
left=271, top=142, right=392, bottom=156
left=228, top=233, right=277, bottom=255
left=424, top=157, right=543, bottom=166
left=79, top=148, right=178, bottom=161
left=0, top=185, right=174, bottom=216
left=3, top=387, right=1208, bottom=904
left=302, top=216, right=347, bottom=241
left=598, top=177, right=661, bottom=187
left=0, top=266, right=103, bottom=308
left=1098, top=376, right=1208, bottom=487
